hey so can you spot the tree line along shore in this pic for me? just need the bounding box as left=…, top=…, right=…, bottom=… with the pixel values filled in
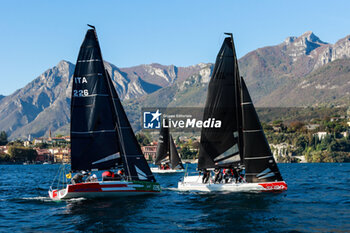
left=1, top=107, right=349, bottom=164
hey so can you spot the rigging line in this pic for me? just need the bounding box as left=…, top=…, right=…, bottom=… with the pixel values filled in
left=57, top=165, right=62, bottom=190
left=50, top=164, right=61, bottom=190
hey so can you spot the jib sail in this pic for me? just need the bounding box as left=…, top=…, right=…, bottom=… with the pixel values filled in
left=240, top=77, right=283, bottom=183
left=169, top=135, right=184, bottom=169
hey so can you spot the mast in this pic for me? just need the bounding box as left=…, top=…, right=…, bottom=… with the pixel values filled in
left=225, top=33, right=244, bottom=162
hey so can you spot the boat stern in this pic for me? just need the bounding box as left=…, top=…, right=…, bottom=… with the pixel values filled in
left=49, top=186, right=69, bottom=201
left=258, top=181, right=288, bottom=192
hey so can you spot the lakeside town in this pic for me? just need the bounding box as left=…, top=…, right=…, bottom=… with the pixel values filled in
left=0, top=108, right=349, bottom=165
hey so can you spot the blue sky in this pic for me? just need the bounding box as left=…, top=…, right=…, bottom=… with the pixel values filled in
left=1, top=0, right=350, bottom=95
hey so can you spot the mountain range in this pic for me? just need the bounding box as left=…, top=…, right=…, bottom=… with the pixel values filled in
left=0, top=31, right=349, bottom=139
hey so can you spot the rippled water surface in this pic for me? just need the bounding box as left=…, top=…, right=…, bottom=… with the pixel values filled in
left=0, top=163, right=349, bottom=232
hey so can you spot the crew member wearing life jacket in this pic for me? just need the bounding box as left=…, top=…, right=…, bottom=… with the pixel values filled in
left=165, top=163, right=170, bottom=170
left=72, top=171, right=88, bottom=184
left=102, top=170, right=115, bottom=181
left=115, top=169, right=125, bottom=181
left=118, top=169, right=125, bottom=176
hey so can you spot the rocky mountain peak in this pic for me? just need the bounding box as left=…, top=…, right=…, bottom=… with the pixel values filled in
left=314, top=34, right=350, bottom=69
left=300, top=31, right=325, bottom=44
left=284, top=36, right=297, bottom=45
left=283, top=31, right=327, bottom=59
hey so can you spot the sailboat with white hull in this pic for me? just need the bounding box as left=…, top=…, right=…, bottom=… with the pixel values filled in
left=151, top=119, right=185, bottom=173
left=49, top=26, right=161, bottom=200
left=178, top=33, right=287, bottom=192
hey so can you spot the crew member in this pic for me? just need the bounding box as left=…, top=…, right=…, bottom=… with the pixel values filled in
left=86, top=173, right=97, bottom=182
left=102, top=170, right=115, bottom=181
left=223, top=168, right=232, bottom=183
left=117, top=168, right=125, bottom=176
left=71, top=171, right=87, bottom=184
left=202, top=169, right=210, bottom=183
left=233, top=168, right=239, bottom=183
left=214, top=168, right=222, bottom=183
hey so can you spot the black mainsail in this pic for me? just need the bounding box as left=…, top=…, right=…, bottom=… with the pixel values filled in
left=197, top=34, right=283, bottom=183
left=155, top=119, right=184, bottom=169
left=198, top=37, right=241, bottom=169
left=71, top=27, right=155, bottom=182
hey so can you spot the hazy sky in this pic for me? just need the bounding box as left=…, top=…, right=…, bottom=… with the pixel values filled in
left=1, top=0, right=350, bottom=95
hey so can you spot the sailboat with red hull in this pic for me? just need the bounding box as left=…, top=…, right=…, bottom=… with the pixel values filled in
left=49, top=26, right=160, bottom=200
left=178, top=33, right=287, bottom=192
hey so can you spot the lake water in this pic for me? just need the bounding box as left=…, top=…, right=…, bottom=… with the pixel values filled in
left=0, top=163, right=349, bottom=232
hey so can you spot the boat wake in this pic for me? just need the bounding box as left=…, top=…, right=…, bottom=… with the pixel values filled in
left=163, top=187, right=179, bottom=192
left=66, top=197, right=87, bottom=203
left=23, top=196, right=51, bottom=201
left=163, top=187, right=216, bottom=194
left=17, top=196, right=85, bottom=203
left=0, top=196, right=52, bottom=203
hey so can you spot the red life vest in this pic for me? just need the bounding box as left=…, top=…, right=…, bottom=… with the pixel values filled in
left=102, top=171, right=114, bottom=178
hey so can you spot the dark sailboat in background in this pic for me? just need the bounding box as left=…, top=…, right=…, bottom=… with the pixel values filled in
left=49, top=26, right=160, bottom=200
left=178, top=33, right=287, bottom=192
left=151, top=119, right=184, bottom=173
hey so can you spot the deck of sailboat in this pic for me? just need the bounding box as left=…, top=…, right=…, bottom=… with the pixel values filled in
left=178, top=175, right=287, bottom=192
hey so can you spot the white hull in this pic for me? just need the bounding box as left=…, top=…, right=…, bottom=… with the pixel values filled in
left=178, top=175, right=287, bottom=192
left=49, top=180, right=161, bottom=201
left=151, top=167, right=184, bottom=173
